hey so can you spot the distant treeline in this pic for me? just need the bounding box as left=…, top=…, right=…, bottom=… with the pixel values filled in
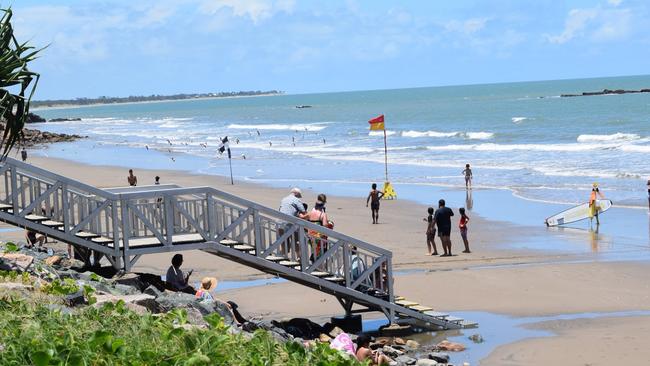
left=32, top=90, right=284, bottom=107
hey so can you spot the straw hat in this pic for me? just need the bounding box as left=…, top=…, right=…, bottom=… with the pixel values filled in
left=201, top=277, right=218, bottom=290
left=592, top=182, right=599, bottom=188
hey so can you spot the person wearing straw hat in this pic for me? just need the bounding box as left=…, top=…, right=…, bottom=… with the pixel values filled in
left=196, top=277, right=218, bottom=302
left=589, top=183, right=605, bottom=225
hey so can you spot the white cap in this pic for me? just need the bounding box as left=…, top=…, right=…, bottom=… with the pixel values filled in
left=290, top=187, right=302, bottom=197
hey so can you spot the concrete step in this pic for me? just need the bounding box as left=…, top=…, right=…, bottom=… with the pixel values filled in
left=25, top=214, right=48, bottom=222
left=460, top=320, right=478, bottom=328
left=324, top=276, right=345, bottom=284
left=0, top=203, right=12, bottom=210
left=75, top=231, right=100, bottom=239
left=233, top=244, right=255, bottom=251
left=395, top=300, right=419, bottom=307
left=41, top=220, right=64, bottom=228
left=91, top=236, right=114, bottom=244
left=265, top=255, right=287, bottom=262
left=444, top=316, right=464, bottom=323
left=220, top=239, right=240, bottom=246
left=410, top=305, right=433, bottom=312
left=310, top=271, right=331, bottom=278
left=424, top=311, right=449, bottom=318
left=279, top=260, right=300, bottom=267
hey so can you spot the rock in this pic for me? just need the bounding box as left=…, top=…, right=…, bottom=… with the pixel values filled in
left=436, top=340, right=466, bottom=352
left=26, top=113, right=46, bottom=123
left=94, top=293, right=155, bottom=307
left=406, top=339, right=420, bottom=349
left=48, top=118, right=82, bottom=122
left=468, top=334, right=483, bottom=343
left=319, top=333, right=332, bottom=342
left=394, top=337, right=406, bottom=345
left=0, top=282, right=34, bottom=291
left=64, top=290, right=86, bottom=307
left=44, top=255, right=62, bottom=266
left=143, top=285, right=163, bottom=298
left=150, top=291, right=196, bottom=313
left=428, top=352, right=450, bottom=363
left=382, top=345, right=404, bottom=357
left=125, top=302, right=149, bottom=316
left=59, top=258, right=85, bottom=270
left=372, top=337, right=392, bottom=349
left=328, top=326, right=344, bottom=338
left=395, top=355, right=417, bottom=365
left=112, top=272, right=147, bottom=292
left=0, top=253, right=34, bottom=272
left=276, top=318, right=324, bottom=339
left=416, top=359, right=437, bottom=366
left=184, top=306, right=208, bottom=328
left=111, top=283, right=140, bottom=295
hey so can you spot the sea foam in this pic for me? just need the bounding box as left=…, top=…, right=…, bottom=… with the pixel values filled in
left=577, top=133, right=640, bottom=142
left=228, top=123, right=328, bottom=132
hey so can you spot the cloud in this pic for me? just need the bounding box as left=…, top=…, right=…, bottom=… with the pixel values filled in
left=545, top=2, right=634, bottom=44
left=444, top=18, right=488, bottom=35
left=198, top=0, right=295, bottom=24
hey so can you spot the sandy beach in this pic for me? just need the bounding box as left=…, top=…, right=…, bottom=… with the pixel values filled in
left=3, top=155, right=650, bottom=365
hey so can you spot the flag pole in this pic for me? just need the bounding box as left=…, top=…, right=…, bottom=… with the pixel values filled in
left=383, top=128, right=388, bottom=182
left=227, top=147, right=234, bottom=185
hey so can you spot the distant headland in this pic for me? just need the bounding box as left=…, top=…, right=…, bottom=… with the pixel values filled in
left=31, top=90, right=284, bottom=108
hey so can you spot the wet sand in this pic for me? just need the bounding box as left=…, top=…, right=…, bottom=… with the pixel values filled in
left=4, top=156, right=650, bottom=365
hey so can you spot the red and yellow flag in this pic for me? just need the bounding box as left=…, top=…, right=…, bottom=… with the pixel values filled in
left=368, top=114, right=385, bottom=131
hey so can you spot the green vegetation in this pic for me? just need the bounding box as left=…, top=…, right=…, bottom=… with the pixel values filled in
left=0, top=292, right=363, bottom=366
left=0, top=8, right=42, bottom=156
left=31, top=90, right=283, bottom=108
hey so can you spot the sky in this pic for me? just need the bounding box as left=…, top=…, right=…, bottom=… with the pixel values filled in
left=10, top=0, right=650, bottom=100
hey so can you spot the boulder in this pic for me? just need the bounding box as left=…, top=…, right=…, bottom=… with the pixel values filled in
left=0, top=253, right=34, bottom=272
left=436, top=340, right=465, bottom=352
left=416, top=359, right=437, bottom=366
left=143, top=284, right=163, bottom=298
left=94, top=293, right=155, bottom=307
left=382, top=345, right=404, bottom=357
left=468, top=334, right=483, bottom=343
left=125, top=302, right=150, bottom=316
left=64, top=290, right=86, bottom=307
left=394, top=337, right=406, bottom=345
left=406, top=340, right=420, bottom=349
left=112, top=272, right=148, bottom=292
left=44, top=255, right=62, bottom=266
left=428, top=352, right=450, bottom=363
left=275, top=318, right=324, bottom=339
left=395, top=355, right=417, bottom=365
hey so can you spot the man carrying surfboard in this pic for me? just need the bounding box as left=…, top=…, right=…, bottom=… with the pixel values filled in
left=589, top=183, right=605, bottom=225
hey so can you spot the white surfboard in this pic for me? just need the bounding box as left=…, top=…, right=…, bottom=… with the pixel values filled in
left=545, top=200, right=613, bottom=227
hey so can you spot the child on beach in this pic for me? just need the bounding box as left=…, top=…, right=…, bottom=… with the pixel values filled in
left=462, top=164, right=472, bottom=189
left=459, top=207, right=471, bottom=253
left=424, top=207, right=438, bottom=255
left=366, top=183, right=384, bottom=224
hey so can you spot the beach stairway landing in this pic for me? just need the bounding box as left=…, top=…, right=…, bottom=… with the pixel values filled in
left=0, top=157, right=476, bottom=330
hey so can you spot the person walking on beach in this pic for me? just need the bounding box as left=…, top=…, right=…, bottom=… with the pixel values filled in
left=459, top=207, right=471, bottom=253
left=424, top=207, right=438, bottom=255
left=366, top=183, right=384, bottom=224
left=20, top=147, right=27, bottom=162
left=127, top=169, right=138, bottom=186
left=462, top=164, right=473, bottom=189
left=589, top=183, right=605, bottom=225
left=433, top=199, right=454, bottom=256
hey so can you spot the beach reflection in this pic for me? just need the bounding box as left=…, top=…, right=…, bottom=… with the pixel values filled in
left=465, top=189, right=473, bottom=211
left=590, top=224, right=599, bottom=253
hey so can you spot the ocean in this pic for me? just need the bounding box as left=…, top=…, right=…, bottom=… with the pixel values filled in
left=31, top=75, right=650, bottom=210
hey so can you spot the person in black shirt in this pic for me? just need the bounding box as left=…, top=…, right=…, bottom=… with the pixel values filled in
left=433, top=199, right=454, bottom=256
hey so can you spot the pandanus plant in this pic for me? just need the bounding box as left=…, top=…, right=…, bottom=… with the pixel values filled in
left=0, top=8, right=41, bottom=157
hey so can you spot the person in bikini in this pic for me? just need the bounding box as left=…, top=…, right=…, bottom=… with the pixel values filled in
left=307, top=194, right=332, bottom=261
left=366, top=183, right=384, bottom=224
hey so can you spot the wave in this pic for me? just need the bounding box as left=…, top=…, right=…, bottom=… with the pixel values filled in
left=399, top=130, right=494, bottom=140
left=228, top=123, right=328, bottom=132
left=511, top=117, right=527, bottom=124
left=463, top=132, right=494, bottom=140
left=426, top=143, right=609, bottom=152
left=577, top=133, right=640, bottom=142
left=369, top=130, right=397, bottom=136
left=402, top=130, right=458, bottom=138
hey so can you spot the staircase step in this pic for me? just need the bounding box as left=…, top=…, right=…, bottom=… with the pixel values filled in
left=233, top=244, right=255, bottom=251
left=394, top=295, right=405, bottom=301
left=444, top=316, right=464, bottom=323
left=25, top=214, right=48, bottom=222
left=220, top=239, right=240, bottom=246
left=265, top=255, right=287, bottom=262
left=91, top=236, right=114, bottom=244
left=279, top=260, right=300, bottom=267
left=324, top=276, right=345, bottom=283
left=310, top=271, right=331, bottom=278
left=410, top=305, right=433, bottom=312
left=460, top=320, right=478, bottom=328
left=424, top=311, right=449, bottom=318
left=41, top=220, right=64, bottom=227
left=0, top=203, right=12, bottom=210
left=395, top=300, right=419, bottom=307
left=75, top=231, right=100, bottom=239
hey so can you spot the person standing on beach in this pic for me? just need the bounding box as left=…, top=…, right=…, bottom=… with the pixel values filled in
left=155, top=176, right=160, bottom=185
left=647, top=179, right=650, bottom=212
left=279, top=188, right=309, bottom=256
left=20, top=147, right=27, bottom=162
left=433, top=199, right=454, bottom=256
left=589, top=183, right=605, bottom=225
left=459, top=207, right=471, bottom=253
left=127, top=169, right=137, bottom=186
left=462, top=164, right=473, bottom=189
left=424, top=207, right=438, bottom=255
left=366, top=183, right=384, bottom=224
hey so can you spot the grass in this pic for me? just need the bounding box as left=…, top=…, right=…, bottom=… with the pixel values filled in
left=0, top=292, right=365, bottom=366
